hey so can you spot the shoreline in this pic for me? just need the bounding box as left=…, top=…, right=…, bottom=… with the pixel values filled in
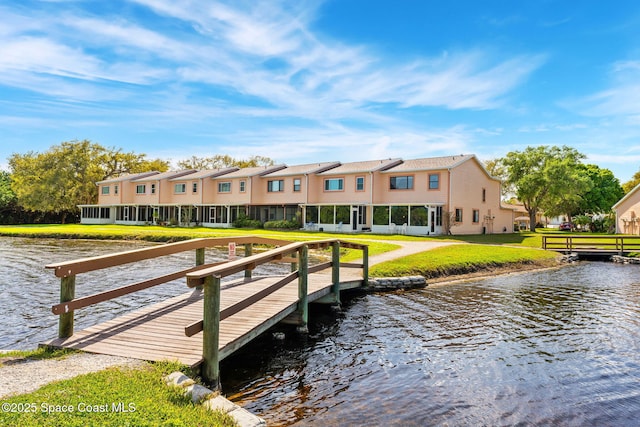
left=423, top=259, right=566, bottom=287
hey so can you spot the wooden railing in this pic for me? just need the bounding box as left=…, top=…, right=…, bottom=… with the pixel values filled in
left=45, top=236, right=291, bottom=339
left=542, top=235, right=640, bottom=254
left=184, top=238, right=369, bottom=387
left=45, top=236, right=369, bottom=387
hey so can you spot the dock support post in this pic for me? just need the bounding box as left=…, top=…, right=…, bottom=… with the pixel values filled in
left=58, top=275, right=76, bottom=338
left=244, top=243, right=253, bottom=280
left=330, top=241, right=341, bottom=305
left=202, top=275, right=221, bottom=390
left=297, top=245, right=309, bottom=332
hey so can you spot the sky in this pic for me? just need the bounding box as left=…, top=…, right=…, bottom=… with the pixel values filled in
left=2, top=1, right=640, bottom=182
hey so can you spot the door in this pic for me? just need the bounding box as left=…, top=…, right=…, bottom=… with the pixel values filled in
left=352, top=208, right=358, bottom=231
left=430, top=210, right=435, bottom=234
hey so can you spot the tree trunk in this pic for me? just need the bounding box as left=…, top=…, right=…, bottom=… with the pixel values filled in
left=529, top=209, right=537, bottom=231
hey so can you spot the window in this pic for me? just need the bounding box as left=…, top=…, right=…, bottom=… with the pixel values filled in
left=482, top=188, right=486, bottom=203
left=192, top=182, right=198, bottom=193
left=293, top=178, right=301, bottom=192
left=151, top=184, right=156, bottom=194
left=336, top=205, right=350, bottom=224
left=114, top=185, right=119, bottom=195
left=324, top=178, right=344, bottom=191
left=391, top=206, right=408, bottom=225
left=101, top=186, right=110, bottom=195
left=218, top=182, right=231, bottom=193
left=268, top=180, right=284, bottom=192
left=390, top=176, right=414, bottom=190
left=373, top=206, right=389, bottom=225
left=239, top=180, right=246, bottom=192
left=174, top=183, right=186, bottom=193
left=455, top=208, right=463, bottom=223
left=473, top=209, right=480, bottom=223
left=410, top=206, right=428, bottom=226
left=428, top=174, right=440, bottom=190
left=136, top=184, right=146, bottom=194
left=356, top=176, right=365, bottom=191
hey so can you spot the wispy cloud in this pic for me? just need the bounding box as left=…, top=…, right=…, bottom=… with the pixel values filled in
left=566, top=59, right=640, bottom=118
left=0, top=1, right=544, bottom=120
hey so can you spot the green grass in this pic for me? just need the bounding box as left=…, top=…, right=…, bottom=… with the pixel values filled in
left=0, top=223, right=429, bottom=243
left=369, top=244, right=559, bottom=279
left=0, top=361, right=236, bottom=427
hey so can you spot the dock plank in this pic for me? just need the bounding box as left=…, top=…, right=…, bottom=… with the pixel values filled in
left=42, top=268, right=364, bottom=367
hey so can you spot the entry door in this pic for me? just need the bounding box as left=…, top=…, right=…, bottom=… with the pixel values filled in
left=430, top=210, right=435, bottom=233
left=352, top=208, right=358, bottom=231
left=123, top=207, right=129, bottom=221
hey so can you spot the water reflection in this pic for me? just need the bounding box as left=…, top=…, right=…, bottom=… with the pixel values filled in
left=225, top=263, right=640, bottom=426
left=0, top=237, right=287, bottom=349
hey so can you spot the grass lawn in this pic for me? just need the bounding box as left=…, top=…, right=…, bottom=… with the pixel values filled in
left=0, top=359, right=235, bottom=427
left=370, top=244, right=559, bottom=279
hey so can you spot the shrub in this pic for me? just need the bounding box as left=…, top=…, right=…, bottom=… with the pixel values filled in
left=232, top=214, right=263, bottom=229
left=264, top=219, right=300, bottom=230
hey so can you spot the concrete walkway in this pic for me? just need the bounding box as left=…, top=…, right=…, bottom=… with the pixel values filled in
left=367, top=239, right=461, bottom=266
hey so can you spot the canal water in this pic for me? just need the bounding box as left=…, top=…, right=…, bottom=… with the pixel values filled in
left=2, top=237, right=640, bottom=425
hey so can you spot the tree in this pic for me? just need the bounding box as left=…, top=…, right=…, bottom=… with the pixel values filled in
left=576, top=164, right=623, bottom=215
left=177, top=154, right=275, bottom=170
left=0, top=171, right=18, bottom=223
left=8, top=140, right=169, bottom=223
left=622, top=169, right=640, bottom=194
left=501, top=145, right=588, bottom=231
left=484, top=158, right=512, bottom=197
left=98, top=147, right=169, bottom=180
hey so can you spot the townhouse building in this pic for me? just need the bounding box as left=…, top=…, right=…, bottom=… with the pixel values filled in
left=80, top=154, right=515, bottom=235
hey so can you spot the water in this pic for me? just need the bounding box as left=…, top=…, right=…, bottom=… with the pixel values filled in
left=2, top=238, right=640, bottom=425
left=223, top=263, right=640, bottom=426
left=0, top=237, right=284, bottom=350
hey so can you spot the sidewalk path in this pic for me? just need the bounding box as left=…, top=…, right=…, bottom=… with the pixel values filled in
left=367, top=239, right=461, bottom=265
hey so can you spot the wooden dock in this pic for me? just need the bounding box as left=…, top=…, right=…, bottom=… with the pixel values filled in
left=542, top=234, right=640, bottom=258
left=41, top=237, right=368, bottom=386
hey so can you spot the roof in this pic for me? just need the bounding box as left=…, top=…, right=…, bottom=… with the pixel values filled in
left=96, top=171, right=159, bottom=185
left=211, top=164, right=287, bottom=179
left=381, top=154, right=476, bottom=173
left=131, top=170, right=198, bottom=182
left=169, top=167, right=238, bottom=180
left=262, top=162, right=341, bottom=177
left=317, top=158, right=402, bottom=176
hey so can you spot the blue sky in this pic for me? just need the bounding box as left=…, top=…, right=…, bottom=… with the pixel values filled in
left=2, top=1, right=640, bottom=182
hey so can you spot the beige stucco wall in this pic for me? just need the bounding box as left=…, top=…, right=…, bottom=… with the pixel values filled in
left=307, top=173, right=371, bottom=204
left=615, top=191, right=640, bottom=234
left=448, top=159, right=512, bottom=234
left=251, top=175, right=308, bottom=205
left=374, top=170, right=449, bottom=204
left=210, top=177, right=252, bottom=205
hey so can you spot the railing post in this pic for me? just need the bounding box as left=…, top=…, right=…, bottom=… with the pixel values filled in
left=58, top=275, right=76, bottom=338
left=195, top=247, right=205, bottom=290
left=290, top=251, right=298, bottom=273
left=202, top=275, right=221, bottom=389
left=330, top=241, right=341, bottom=305
left=362, top=245, right=369, bottom=286
left=244, top=243, right=253, bottom=280
left=297, top=245, right=309, bottom=330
